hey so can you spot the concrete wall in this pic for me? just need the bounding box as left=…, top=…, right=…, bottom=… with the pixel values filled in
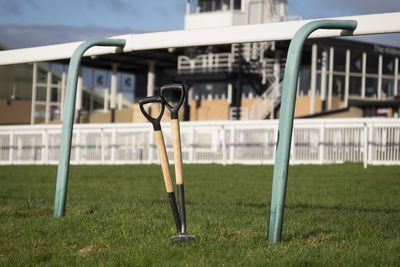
left=2, top=96, right=395, bottom=126
left=132, top=104, right=147, bottom=123
left=115, top=108, right=132, bottom=123
left=241, top=98, right=258, bottom=111
left=189, top=100, right=229, bottom=121
left=0, top=64, right=33, bottom=100
left=0, top=99, right=31, bottom=125
left=318, top=106, right=363, bottom=118
left=48, top=103, right=186, bottom=125
left=293, top=96, right=346, bottom=117
left=83, top=113, right=111, bottom=124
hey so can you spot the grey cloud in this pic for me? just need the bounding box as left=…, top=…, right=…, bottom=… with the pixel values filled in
left=174, top=1, right=186, bottom=13
left=154, top=1, right=185, bottom=25
left=87, top=0, right=139, bottom=15
left=107, top=0, right=138, bottom=15
left=289, top=0, right=400, bottom=19
left=0, top=1, right=22, bottom=15
left=0, top=0, right=41, bottom=16
left=154, top=6, right=171, bottom=19
left=0, top=24, right=146, bottom=49
left=342, top=0, right=400, bottom=14
left=25, top=0, right=41, bottom=10
left=288, top=0, right=400, bottom=47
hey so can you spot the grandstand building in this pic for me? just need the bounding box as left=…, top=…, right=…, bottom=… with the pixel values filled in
left=0, top=0, right=399, bottom=124
left=178, top=0, right=400, bottom=120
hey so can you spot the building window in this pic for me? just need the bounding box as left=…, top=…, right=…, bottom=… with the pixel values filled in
left=316, top=74, right=321, bottom=96
left=222, top=0, right=230, bottom=10
left=196, top=0, right=237, bottom=12
left=333, top=75, right=345, bottom=97
left=382, top=56, right=394, bottom=75
left=234, top=0, right=241, bottom=10
left=366, top=54, right=379, bottom=74
left=349, top=77, right=361, bottom=97
left=398, top=80, right=400, bottom=95
left=350, top=51, right=362, bottom=73
left=382, top=79, right=394, bottom=98
left=37, top=86, right=46, bottom=101
left=365, top=78, right=377, bottom=98
left=51, top=87, right=58, bottom=102
left=200, top=0, right=213, bottom=12
left=333, top=48, right=346, bottom=72
left=298, top=67, right=310, bottom=96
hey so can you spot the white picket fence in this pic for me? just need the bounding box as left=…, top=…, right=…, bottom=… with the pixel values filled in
left=0, top=118, right=399, bottom=166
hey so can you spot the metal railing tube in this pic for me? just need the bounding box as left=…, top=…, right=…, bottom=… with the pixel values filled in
left=267, top=20, right=357, bottom=242
left=53, top=39, right=126, bottom=218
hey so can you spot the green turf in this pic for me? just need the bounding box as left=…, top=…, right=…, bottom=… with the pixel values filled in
left=0, top=164, right=399, bottom=266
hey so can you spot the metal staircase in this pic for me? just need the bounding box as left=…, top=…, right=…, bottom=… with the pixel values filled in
left=231, top=42, right=276, bottom=85
left=177, top=41, right=286, bottom=120
left=249, top=80, right=283, bottom=119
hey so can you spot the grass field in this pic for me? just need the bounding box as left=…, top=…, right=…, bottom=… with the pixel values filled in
left=0, top=164, right=399, bottom=266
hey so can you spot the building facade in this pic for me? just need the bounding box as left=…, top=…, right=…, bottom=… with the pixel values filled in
left=177, top=0, right=400, bottom=120
left=0, top=1, right=399, bottom=125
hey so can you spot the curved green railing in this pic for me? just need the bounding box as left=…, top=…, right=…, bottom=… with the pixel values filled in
left=267, top=20, right=357, bottom=242
left=53, top=39, right=126, bottom=218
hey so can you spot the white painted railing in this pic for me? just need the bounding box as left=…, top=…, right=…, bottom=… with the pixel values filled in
left=0, top=118, right=398, bottom=166
left=178, top=53, right=235, bottom=74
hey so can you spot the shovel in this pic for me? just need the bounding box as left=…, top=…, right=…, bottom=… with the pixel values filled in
left=161, top=84, right=198, bottom=245
left=139, top=96, right=182, bottom=241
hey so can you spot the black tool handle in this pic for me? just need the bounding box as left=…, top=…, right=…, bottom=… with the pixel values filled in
left=139, top=96, right=165, bottom=131
left=160, top=84, right=186, bottom=119
left=168, top=192, right=182, bottom=234
left=177, top=184, right=187, bottom=234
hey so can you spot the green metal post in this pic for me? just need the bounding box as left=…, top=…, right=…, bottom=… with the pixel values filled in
left=267, top=20, right=357, bottom=242
left=53, top=39, right=126, bottom=218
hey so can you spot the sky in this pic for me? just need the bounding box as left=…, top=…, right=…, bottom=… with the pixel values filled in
left=0, top=0, right=399, bottom=49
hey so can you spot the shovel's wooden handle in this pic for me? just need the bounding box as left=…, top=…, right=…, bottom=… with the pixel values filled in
left=154, top=130, right=174, bottom=193
left=171, top=119, right=183, bottom=185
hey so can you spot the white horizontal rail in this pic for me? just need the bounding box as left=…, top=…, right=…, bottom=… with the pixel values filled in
left=0, top=12, right=399, bottom=65
left=133, top=13, right=400, bottom=50
left=0, top=118, right=399, bottom=166
left=0, top=34, right=134, bottom=66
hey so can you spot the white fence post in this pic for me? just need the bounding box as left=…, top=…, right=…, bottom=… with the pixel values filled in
left=76, top=127, right=81, bottom=164
left=363, top=123, right=368, bottom=169
left=272, top=125, right=278, bottom=163
left=149, top=128, right=155, bottom=164
left=17, top=137, right=22, bottom=162
left=9, top=130, right=14, bottom=164
left=43, top=129, right=49, bottom=164
left=290, top=129, right=295, bottom=165
left=111, top=127, right=116, bottom=164
left=101, top=128, right=105, bottom=163
left=229, top=125, right=236, bottom=164
left=189, top=126, right=195, bottom=163
left=368, top=123, right=374, bottom=165
left=41, top=130, right=46, bottom=164
left=319, top=123, right=325, bottom=164
left=221, top=125, right=227, bottom=165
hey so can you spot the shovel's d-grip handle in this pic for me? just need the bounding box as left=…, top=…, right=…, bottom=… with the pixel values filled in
left=139, top=96, right=165, bottom=131
left=161, top=84, right=186, bottom=119
left=154, top=130, right=174, bottom=193
left=171, top=119, right=184, bottom=185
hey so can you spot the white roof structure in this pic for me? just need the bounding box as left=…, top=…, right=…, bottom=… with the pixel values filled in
left=0, top=12, right=399, bottom=66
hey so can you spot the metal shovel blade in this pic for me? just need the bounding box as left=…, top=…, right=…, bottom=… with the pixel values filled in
left=169, top=234, right=198, bottom=246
